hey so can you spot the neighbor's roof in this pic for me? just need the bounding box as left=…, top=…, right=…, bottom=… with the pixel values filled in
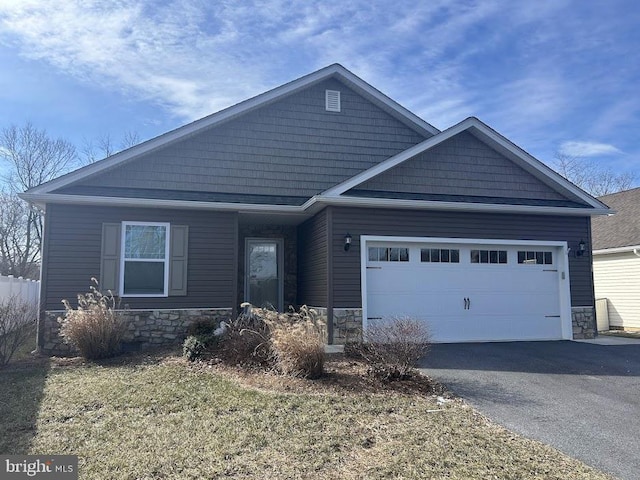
left=592, top=187, right=640, bottom=250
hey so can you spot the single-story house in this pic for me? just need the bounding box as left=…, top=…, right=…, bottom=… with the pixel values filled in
left=592, top=187, right=640, bottom=331
left=21, top=64, right=609, bottom=355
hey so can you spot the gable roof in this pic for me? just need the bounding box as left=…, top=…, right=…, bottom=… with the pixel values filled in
left=24, top=64, right=439, bottom=196
left=19, top=66, right=611, bottom=218
left=322, top=117, right=609, bottom=211
left=592, top=187, right=640, bottom=252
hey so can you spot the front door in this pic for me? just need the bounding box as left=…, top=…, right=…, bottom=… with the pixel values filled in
left=245, top=239, right=283, bottom=311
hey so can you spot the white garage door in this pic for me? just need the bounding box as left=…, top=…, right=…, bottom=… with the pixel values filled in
left=364, top=239, right=569, bottom=342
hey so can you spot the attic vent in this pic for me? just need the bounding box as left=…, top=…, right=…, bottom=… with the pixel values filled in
left=325, top=90, right=341, bottom=112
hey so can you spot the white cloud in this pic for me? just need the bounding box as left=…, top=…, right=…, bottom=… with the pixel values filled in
left=560, top=141, right=622, bottom=157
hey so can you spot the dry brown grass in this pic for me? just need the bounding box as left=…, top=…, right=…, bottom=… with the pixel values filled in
left=0, top=349, right=613, bottom=479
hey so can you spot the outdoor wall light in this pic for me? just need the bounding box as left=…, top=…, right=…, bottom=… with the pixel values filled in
left=576, top=239, right=587, bottom=257
left=344, top=233, right=352, bottom=251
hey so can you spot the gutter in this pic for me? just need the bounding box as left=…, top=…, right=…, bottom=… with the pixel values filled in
left=20, top=192, right=611, bottom=217
left=592, top=245, right=640, bottom=255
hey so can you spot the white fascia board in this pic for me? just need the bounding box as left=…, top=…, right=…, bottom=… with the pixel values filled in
left=27, top=64, right=437, bottom=195
left=593, top=245, right=640, bottom=255
left=334, top=65, right=440, bottom=136
left=324, top=116, right=608, bottom=212
left=19, top=193, right=304, bottom=214
left=323, top=118, right=473, bottom=197
left=314, top=195, right=610, bottom=216
left=20, top=191, right=611, bottom=217
left=465, top=118, right=608, bottom=210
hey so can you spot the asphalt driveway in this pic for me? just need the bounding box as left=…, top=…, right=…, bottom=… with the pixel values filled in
left=419, top=338, right=640, bottom=480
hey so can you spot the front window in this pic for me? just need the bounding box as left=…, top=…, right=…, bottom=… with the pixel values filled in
left=121, top=222, right=170, bottom=296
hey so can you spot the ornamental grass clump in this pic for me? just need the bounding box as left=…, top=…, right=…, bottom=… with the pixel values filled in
left=59, top=279, right=126, bottom=360
left=263, top=305, right=326, bottom=379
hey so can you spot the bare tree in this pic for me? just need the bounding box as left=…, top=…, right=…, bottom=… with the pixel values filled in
left=0, top=192, right=39, bottom=278
left=82, top=130, right=140, bottom=164
left=553, top=152, right=635, bottom=197
left=0, top=122, right=78, bottom=278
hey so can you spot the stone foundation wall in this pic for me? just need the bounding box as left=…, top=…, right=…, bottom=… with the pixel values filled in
left=323, top=306, right=596, bottom=343
left=39, top=308, right=233, bottom=356
left=333, top=308, right=363, bottom=345
left=571, top=306, right=596, bottom=339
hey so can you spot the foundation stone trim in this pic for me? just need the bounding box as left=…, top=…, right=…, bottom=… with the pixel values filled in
left=40, top=308, right=233, bottom=356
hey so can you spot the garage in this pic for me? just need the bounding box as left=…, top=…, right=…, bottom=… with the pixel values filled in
left=362, top=236, right=572, bottom=342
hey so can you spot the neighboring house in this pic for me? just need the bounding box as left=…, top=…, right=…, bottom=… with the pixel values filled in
left=21, top=64, right=609, bottom=355
left=592, top=188, right=640, bottom=331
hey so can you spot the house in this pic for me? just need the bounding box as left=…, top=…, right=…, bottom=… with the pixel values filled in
left=21, top=64, right=609, bottom=355
left=592, top=187, right=640, bottom=331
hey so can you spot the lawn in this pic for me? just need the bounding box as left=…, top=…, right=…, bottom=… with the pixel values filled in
left=0, top=351, right=612, bottom=480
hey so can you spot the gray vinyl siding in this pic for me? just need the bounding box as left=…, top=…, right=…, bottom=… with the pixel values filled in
left=41, top=204, right=237, bottom=310
left=329, top=207, right=593, bottom=308
left=357, top=131, right=571, bottom=202
left=74, top=78, right=427, bottom=198
left=297, top=209, right=329, bottom=307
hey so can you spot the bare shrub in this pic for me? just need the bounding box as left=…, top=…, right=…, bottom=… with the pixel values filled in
left=218, top=304, right=273, bottom=367
left=59, top=279, right=126, bottom=360
left=266, top=305, right=325, bottom=379
left=358, top=316, right=431, bottom=381
left=218, top=304, right=326, bottom=378
left=0, top=296, right=37, bottom=366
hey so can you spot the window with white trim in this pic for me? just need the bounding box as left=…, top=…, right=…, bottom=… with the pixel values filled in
left=470, top=249, right=508, bottom=264
left=517, top=251, right=553, bottom=265
left=120, top=222, right=170, bottom=296
left=421, top=248, right=460, bottom=263
left=368, top=247, right=409, bottom=262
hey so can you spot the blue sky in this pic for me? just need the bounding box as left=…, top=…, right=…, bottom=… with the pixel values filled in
left=0, top=0, right=638, bottom=177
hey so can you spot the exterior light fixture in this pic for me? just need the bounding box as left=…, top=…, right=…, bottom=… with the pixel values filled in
left=576, top=239, right=586, bottom=257
left=344, top=233, right=352, bottom=251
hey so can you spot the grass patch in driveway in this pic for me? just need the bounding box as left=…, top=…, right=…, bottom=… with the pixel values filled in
left=1, top=351, right=613, bottom=479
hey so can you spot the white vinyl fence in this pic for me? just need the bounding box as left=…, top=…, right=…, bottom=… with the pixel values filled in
left=0, top=274, right=40, bottom=306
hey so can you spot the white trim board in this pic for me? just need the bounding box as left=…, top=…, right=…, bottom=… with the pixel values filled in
left=25, top=64, right=438, bottom=196
left=322, top=117, right=608, bottom=212
left=593, top=245, right=640, bottom=255
left=20, top=192, right=611, bottom=217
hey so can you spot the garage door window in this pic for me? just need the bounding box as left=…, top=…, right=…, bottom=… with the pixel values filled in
left=421, top=248, right=459, bottom=263
left=518, top=251, right=553, bottom=265
left=368, top=247, right=409, bottom=262
left=471, top=249, right=507, bottom=264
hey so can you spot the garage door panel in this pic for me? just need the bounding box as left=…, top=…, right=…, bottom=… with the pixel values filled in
left=365, top=240, right=564, bottom=342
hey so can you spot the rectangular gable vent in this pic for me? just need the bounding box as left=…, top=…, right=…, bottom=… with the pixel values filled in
left=325, top=90, right=341, bottom=112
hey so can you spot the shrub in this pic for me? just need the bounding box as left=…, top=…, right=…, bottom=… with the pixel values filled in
left=219, top=304, right=273, bottom=367
left=187, top=317, right=220, bottom=337
left=0, top=296, right=37, bottom=367
left=357, top=316, right=431, bottom=381
left=59, top=279, right=126, bottom=360
left=183, top=318, right=224, bottom=362
left=267, top=305, right=325, bottom=379
left=217, top=304, right=326, bottom=378
left=183, top=335, right=207, bottom=362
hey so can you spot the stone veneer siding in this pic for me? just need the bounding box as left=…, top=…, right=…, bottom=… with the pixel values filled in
left=40, top=308, right=233, bottom=356
left=320, top=307, right=596, bottom=344
left=333, top=308, right=363, bottom=344
left=571, top=306, right=596, bottom=339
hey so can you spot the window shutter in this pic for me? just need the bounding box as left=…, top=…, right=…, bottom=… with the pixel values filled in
left=169, top=225, right=189, bottom=296
left=100, top=223, right=121, bottom=293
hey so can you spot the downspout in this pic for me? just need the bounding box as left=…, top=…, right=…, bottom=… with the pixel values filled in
left=633, top=249, right=640, bottom=258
